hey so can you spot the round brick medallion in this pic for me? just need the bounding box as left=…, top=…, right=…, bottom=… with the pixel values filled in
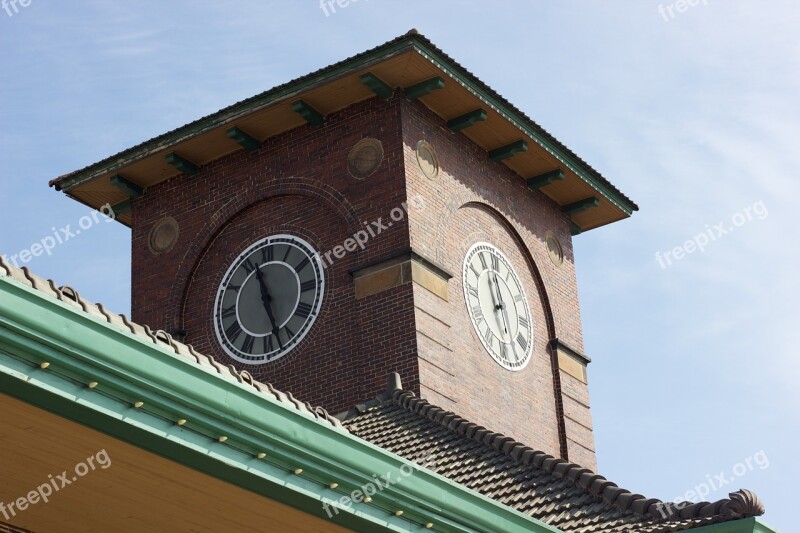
left=545, top=231, right=564, bottom=267
left=347, top=138, right=384, bottom=179
left=416, top=140, right=439, bottom=180
left=148, top=217, right=180, bottom=255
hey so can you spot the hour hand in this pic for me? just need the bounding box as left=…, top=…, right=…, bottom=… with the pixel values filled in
left=254, top=266, right=278, bottom=331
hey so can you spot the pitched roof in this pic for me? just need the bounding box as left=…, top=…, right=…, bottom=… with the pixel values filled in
left=48, top=29, right=636, bottom=232
left=0, top=258, right=343, bottom=429
left=341, top=377, right=766, bottom=533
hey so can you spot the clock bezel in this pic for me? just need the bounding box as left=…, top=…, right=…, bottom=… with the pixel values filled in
left=212, top=234, right=325, bottom=365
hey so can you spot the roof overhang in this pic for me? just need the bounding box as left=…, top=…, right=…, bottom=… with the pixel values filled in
left=0, top=271, right=559, bottom=533
left=50, top=31, right=637, bottom=233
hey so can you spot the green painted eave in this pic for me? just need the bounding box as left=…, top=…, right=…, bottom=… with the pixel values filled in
left=50, top=31, right=636, bottom=219
left=687, top=518, right=781, bottom=533
left=0, top=273, right=560, bottom=533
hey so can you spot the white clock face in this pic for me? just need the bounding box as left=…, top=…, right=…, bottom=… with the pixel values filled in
left=463, top=242, right=533, bottom=371
left=213, top=234, right=324, bottom=365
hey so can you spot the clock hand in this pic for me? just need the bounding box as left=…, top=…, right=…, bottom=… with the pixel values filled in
left=491, top=272, right=512, bottom=343
left=255, top=265, right=281, bottom=342
left=486, top=275, right=507, bottom=339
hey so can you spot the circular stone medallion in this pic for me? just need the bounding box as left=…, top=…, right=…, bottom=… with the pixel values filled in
left=148, top=217, right=180, bottom=254
left=348, top=138, right=384, bottom=179
left=545, top=231, right=564, bottom=267
left=416, top=140, right=439, bottom=180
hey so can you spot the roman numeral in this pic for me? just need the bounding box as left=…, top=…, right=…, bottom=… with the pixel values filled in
left=242, top=259, right=256, bottom=274
left=472, top=305, right=484, bottom=321
left=478, top=253, right=488, bottom=269
left=483, top=326, right=493, bottom=346
left=283, top=324, right=295, bottom=340
left=263, top=246, right=274, bottom=263
left=468, top=285, right=479, bottom=299
left=282, top=245, right=292, bottom=262
left=518, top=316, right=529, bottom=329
left=221, top=305, right=236, bottom=319
left=500, top=343, right=511, bottom=361
left=225, top=321, right=242, bottom=342
left=514, top=293, right=523, bottom=302
left=295, top=257, right=310, bottom=272
left=516, top=333, right=528, bottom=352
left=490, top=253, right=499, bottom=271
left=469, top=264, right=481, bottom=278
left=295, top=302, right=313, bottom=319
left=241, top=334, right=255, bottom=353
left=301, top=280, right=316, bottom=292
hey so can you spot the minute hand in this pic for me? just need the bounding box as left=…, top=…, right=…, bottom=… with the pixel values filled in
left=255, top=266, right=281, bottom=342
left=492, top=272, right=512, bottom=342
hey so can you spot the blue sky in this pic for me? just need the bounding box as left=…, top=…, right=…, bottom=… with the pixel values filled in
left=0, top=1, right=796, bottom=530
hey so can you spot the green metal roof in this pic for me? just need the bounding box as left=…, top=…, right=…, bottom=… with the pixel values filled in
left=0, top=261, right=561, bottom=533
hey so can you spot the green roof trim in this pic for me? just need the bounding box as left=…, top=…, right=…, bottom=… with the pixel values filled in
left=0, top=273, right=561, bottom=533
left=50, top=31, right=637, bottom=218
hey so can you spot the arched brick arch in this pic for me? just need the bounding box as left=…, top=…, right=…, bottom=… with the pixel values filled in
left=424, top=183, right=556, bottom=340
left=454, top=200, right=557, bottom=342
left=430, top=194, right=568, bottom=459
left=164, top=176, right=363, bottom=334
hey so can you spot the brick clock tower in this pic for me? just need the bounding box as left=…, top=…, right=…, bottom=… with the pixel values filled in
left=51, top=31, right=637, bottom=472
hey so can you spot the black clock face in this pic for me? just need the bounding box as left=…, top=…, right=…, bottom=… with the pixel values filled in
left=463, top=242, right=533, bottom=371
left=213, top=234, right=325, bottom=364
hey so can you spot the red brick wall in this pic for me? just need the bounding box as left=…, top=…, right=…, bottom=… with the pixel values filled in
left=401, top=98, right=595, bottom=468
left=131, top=96, right=419, bottom=414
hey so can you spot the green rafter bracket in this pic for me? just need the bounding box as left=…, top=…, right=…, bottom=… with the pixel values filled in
left=527, top=169, right=565, bottom=190
left=563, top=196, right=600, bottom=216
left=404, top=76, right=445, bottom=100
left=360, top=72, right=393, bottom=99
left=570, top=221, right=583, bottom=236
left=111, top=199, right=131, bottom=216
left=291, top=100, right=324, bottom=126
left=489, top=140, right=528, bottom=161
left=165, top=152, right=198, bottom=176
left=447, top=109, right=488, bottom=132
left=109, top=175, right=143, bottom=198
left=226, top=127, right=261, bottom=151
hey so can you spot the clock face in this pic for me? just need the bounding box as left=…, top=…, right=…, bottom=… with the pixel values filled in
left=463, top=242, right=533, bottom=371
left=213, top=234, right=325, bottom=365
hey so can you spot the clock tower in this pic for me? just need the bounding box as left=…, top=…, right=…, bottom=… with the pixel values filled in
left=50, top=31, right=637, bottom=471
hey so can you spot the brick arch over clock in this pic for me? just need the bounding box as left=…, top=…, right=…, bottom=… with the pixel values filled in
left=172, top=180, right=409, bottom=410
left=165, top=176, right=363, bottom=335
left=411, top=197, right=566, bottom=457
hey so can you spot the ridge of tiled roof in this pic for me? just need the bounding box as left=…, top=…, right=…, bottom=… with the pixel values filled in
left=49, top=29, right=638, bottom=213
left=342, top=375, right=764, bottom=532
left=0, top=258, right=343, bottom=429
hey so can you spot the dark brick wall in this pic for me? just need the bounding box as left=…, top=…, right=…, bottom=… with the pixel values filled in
left=131, top=96, right=419, bottom=414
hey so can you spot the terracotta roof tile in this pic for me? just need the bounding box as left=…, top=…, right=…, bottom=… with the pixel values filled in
left=341, top=375, right=765, bottom=532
